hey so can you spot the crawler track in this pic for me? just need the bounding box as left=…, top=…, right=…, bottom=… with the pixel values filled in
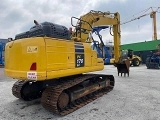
left=12, top=80, right=29, bottom=99
left=41, top=74, right=114, bottom=116
left=12, top=80, right=43, bottom=101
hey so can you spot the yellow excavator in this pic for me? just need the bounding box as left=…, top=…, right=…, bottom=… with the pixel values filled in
left=4, top=10, right=129, bottom=116
left=122, top=49, right=141, bottom=66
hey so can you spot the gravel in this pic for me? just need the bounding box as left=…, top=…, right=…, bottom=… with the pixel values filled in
left=0, top=65, right=160, bottom=120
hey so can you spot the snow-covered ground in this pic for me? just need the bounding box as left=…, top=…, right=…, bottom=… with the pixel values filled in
left=0, top=65, right=160, bottom=120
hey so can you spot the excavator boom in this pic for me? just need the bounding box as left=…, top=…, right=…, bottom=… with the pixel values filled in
left=71, top=10, right=129, bottom=76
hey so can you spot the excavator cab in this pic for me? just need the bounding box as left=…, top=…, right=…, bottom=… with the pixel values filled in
left=91, top=26, right=112, bottom=64
left=127, top=49, right=134, bottom=59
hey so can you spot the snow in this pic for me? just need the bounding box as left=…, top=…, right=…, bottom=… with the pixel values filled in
left=0, top=65, right=160, bottom=120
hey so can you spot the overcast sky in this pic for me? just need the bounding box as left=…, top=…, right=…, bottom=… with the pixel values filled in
left=0, top=0, right=160, bottom=44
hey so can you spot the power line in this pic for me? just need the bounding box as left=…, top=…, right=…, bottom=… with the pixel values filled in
left=120, top=7, right=160, bottom=40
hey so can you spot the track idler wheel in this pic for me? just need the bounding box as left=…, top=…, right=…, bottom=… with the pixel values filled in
left=58, top=92, right=69, bottom=110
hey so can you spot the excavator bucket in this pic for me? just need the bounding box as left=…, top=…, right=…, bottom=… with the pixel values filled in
left=116, top=59, right=130, bottom=77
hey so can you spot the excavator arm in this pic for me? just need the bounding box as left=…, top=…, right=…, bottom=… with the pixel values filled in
left=71, top=10, right=130, bottom=76
left=71, top=10, right=120, bottom=63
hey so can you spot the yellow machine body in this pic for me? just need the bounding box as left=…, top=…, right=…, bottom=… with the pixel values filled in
left=4, top=10, right=128, bottom=115
left=5, top=37, right=104, bottom=81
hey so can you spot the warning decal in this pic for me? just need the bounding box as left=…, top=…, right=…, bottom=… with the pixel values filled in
left=27, top=72, right=37, bottom=80
left=27, top=46, right=38, bottom=53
